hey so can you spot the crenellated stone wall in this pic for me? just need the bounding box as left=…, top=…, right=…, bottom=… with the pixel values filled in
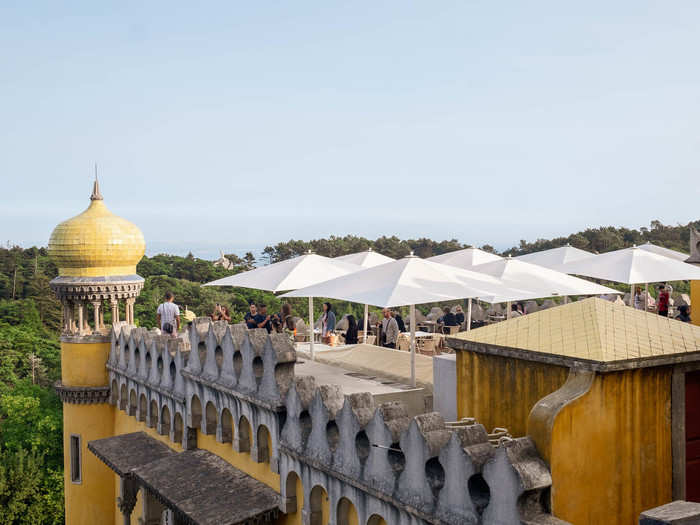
left=107, top=318, right=567, bottom=525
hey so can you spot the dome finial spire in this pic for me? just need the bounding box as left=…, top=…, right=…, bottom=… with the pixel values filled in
left=90, top=163, right=103, bottom=201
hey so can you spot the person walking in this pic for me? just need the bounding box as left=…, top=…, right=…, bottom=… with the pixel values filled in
left=157, top=291, right=181, bottom=336
left=321, top=302, right=336, bottom=344
left=381, top=308, right=399, bottom=349
left=657, top=284, right=670, bottom=317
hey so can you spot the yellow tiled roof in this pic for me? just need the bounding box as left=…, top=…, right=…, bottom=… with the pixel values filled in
left=453, top=297, right=700, bottom=363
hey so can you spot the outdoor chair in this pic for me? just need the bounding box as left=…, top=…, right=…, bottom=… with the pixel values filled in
left=417, top=338, right=437, bottom=356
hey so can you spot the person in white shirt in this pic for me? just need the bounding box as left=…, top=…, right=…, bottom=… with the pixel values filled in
left=380, top=308, right=399, bottom=349
left=156, top=292, right=181, bottom=336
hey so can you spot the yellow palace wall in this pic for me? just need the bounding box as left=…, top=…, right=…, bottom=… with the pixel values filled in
left=62, top=340, right=116, bottom=525
left=455, top=350, right=569, bottom=436
left=528, top=367, right=673, bottom=525
left=63, top=338, right=387, bottom=525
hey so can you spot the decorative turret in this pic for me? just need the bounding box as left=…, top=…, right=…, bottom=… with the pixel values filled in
left=48, top=179, right=146, bottom=334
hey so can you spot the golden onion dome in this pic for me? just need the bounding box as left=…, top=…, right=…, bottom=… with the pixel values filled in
left=48, top=180, right=146, bottom=277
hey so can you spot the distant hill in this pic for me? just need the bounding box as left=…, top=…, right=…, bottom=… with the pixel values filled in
left=260, top=219, right=698, bottom=262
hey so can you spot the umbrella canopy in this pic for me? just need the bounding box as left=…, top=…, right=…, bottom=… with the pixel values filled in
left=280, top=255, right=520, bottom=307
left=561, top=246, right=700, bottom=284
left=335, top=249, right=394, bottom=268
left=470, top=257, right=619, bottom=303
left=427, top=247, right=501, bottom=268
left=514, top=244, right=595, bottom=273
left=638, top=242, right=690, bottom=263
left=282, top=254, right=525, bottom=388
left=202, top=252, right=360, bottom=292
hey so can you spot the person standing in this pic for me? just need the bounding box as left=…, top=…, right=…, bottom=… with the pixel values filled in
left=657, top=285, right=670, bottom=317
left=345, top=315, right=359, bottom=345
left=255, top=304, right=273, bottom=333
left=439, top=306, right=459, bottom=326
left=455, top=305, right=465, bottom=326
left=244, top=303, right=257, bottom=329
left=157, top=291, right=181, bottom=336
left=391, top=311, right=406, bottom=332
left=211, top=303, right=231, bottom=322
left=381, top=308, right=399, bottom=349
left=634, top=287, right=644, bottom=310
left=321, top=302, right=336, bottom=343
left=278, top=303, right=295, bottom=332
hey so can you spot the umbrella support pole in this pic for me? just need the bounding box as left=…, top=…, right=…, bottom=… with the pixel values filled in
left=410, top=304, right=416, bottom=388
left=630, top=283, right=635, bottom=308
left=467, top=298, right=472, bottom=331
left=644, top=283, right=649, bottom=312
left=363, top=304, right=368, bottom=344
left=309, top=297, right=315, bottom=360
left=506, top=301, right=512, bottom=320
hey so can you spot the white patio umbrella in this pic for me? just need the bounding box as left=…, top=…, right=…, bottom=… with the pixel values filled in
left=428, top=247, right=502, bottom=267
left=335, top=248, right=394, bottom=267
left=428, top=248, right=503, bottom=331
left=561, top=245, right=700, bottom=308
left=472, top=257, right=618, bottom=302
left=335, top=249, right=395, bottom=343
left=203, top=252, right=361, bottom=359
left=280, top=254, right=523, bottom=387
left=513, top=244, right=597, bottom=305
left=514, top=244, right=595, bottom=273
left=638, top=242, right=690, bottom=262
left=467, top=256, right=619, bottom=321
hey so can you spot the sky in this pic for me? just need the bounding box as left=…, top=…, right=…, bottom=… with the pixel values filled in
left=1, top=2, right=699, bottom=259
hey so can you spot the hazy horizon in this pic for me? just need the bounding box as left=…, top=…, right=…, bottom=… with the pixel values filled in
left=2, top=2, right=699, bottom=254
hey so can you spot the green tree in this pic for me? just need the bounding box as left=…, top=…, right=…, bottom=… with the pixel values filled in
left=0, top=448, right=63, bottom=525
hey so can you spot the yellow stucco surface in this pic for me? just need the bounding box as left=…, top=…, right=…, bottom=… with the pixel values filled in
left=63, top=402, right=116, bottom=525
left=456, top=350, right=568, bottom=436
left=279, top=475, right=304, bottom=525
left=531, top=368, right=673, bottom=525
left=691, top=280, right=700, bottom=326
left=197, top=431, right=280, bottom=490
left=61, top=341, right=111, bottom=387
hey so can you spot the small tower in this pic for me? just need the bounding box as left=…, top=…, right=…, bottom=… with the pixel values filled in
left=48, top=179, right=146, bottom=523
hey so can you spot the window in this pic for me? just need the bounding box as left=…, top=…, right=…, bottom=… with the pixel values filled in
left=70, top=434, right=81, bottom=483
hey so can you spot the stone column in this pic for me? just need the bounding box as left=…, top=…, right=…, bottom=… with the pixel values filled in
left=92, top=301, right=101, bottom=334
left=111, top=299, right=119, bottom=325
left=99, top=302, right=104, bottom=330
left=62, top=300, right=71, bottom=333
left=117, top=477, right=138, bottom=525
left=126, top=298, right=135, bottom=325
left=141, top=489, right=165, bottom=525
left=68, top=302, right=76, bottom=333
left=77, top=302, right=85, bottom=335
